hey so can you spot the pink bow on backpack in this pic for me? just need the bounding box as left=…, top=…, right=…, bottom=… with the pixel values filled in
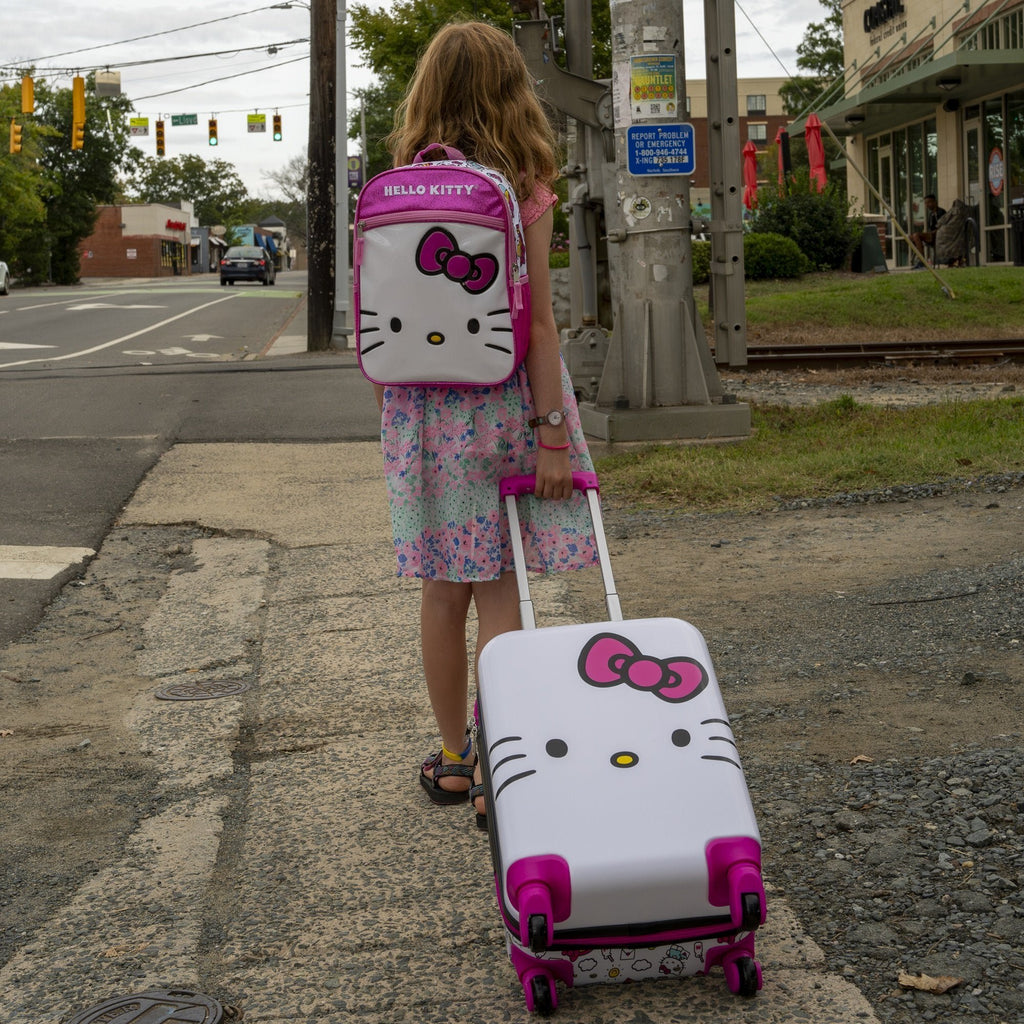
left=578, top=632, right=709, bottom=704
left=416, top=227, right=499, bottom=294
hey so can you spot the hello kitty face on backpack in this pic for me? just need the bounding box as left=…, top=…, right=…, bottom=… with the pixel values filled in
left=357, top=221, right=519, bottom=385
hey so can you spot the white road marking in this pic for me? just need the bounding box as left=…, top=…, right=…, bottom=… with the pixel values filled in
left=0, top=342, right=56, bottom=350
left=0, top=294, right=238, bottom=369
left=0, top=545, right=96, bottom=580
left=66, top=303, right=166, bottom=311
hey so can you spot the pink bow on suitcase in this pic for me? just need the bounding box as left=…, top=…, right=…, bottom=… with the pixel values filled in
left=578, top=632, right=709, bottom=703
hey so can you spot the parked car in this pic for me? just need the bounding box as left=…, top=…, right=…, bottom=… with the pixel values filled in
left=0, top=261, right=10, bottom=295
left=219, top=246, right=276, bottom=286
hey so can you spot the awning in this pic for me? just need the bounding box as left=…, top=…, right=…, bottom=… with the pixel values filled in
left=791, top=49, right=1024, bottom=138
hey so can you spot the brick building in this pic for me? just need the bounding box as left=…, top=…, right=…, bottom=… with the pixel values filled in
left=78, top=202, right=194, bottom=278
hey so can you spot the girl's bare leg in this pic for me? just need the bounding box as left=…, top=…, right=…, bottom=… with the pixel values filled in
left=420, top=579, right=474, bottom=793
left=468, top=572, right=522, bottom=815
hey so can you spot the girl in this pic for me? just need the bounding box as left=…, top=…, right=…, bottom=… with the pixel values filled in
left=373, top=20, right=598, bottom=823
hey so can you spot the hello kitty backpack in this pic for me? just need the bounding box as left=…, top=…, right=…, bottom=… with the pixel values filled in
left=353, top=144, right=531, bottom=387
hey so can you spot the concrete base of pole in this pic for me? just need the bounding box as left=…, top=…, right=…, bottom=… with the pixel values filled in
left=579, top=400, right=751, bottom=443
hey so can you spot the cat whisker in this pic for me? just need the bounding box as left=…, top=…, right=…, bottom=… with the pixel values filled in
left=702, top=754, right=741, bottom=769
left=360, top=339, right=386, bottom=354
left=494, top=769, right=537, bottom=801
left=485, top=342, right=513, bottom=353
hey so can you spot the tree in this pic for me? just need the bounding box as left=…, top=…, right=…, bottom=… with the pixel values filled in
left=124, top=154, right=253, bottom=227
left=30, top=74, right=142, bottom=284
left=260, top=153, right=309, bottom=246
left=0, top=83, right=48, bottom=279
left=779, top=0, right=845, bottom=119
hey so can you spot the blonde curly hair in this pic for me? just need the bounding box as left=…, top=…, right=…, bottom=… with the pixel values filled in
left=386, top=21, right=558, bottom=201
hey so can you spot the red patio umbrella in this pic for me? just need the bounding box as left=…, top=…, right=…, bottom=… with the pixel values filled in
left=742, top=141, right=759, bottom=210
left=806, top=113, right=826, bottom=192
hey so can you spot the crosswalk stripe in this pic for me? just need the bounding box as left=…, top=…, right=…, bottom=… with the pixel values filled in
left=0, top=545, right=95, bottom=580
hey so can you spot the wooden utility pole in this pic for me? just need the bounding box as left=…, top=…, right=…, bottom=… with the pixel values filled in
left=308, top=0, right=336, bottom=351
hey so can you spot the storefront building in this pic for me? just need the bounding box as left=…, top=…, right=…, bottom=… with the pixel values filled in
left=79, top=202, right=195, bottom=278
left=804, top=0, right=1024, bottom=266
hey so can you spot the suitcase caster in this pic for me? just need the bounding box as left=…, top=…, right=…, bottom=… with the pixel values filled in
left=741, top=892, right=762, bottom=931
left=524, top=971, right=557, bottom=1015
left=723, top=954, right=762, bottom=998
left=528, top=913, right=549, bottom=953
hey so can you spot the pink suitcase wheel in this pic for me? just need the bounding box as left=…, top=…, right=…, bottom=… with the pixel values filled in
left=723, top=954, right=762, bottom=998
left=524, top=971, right=557, bottom=1015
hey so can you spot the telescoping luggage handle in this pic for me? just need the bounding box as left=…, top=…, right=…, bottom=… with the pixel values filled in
left=500, top=472, right=623, bottom=630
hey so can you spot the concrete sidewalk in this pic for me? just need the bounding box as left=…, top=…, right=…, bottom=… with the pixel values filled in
left=1, top=442, right=880, bottom=1023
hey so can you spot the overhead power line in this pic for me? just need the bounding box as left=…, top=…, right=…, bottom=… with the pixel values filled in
left=18, top=4, right=297, bottom=65
left=131, top=54, right=309, bottom=102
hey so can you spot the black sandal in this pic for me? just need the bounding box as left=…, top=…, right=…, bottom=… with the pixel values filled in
left=419, top=736, right=475, bottom=805
left=469, top=783, right=487, bottom=830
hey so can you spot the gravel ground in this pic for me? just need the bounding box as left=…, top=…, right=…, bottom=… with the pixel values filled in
left=701, top=364, right=1024, bottom=1023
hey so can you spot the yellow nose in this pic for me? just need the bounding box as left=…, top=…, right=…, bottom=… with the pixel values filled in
left=427, top=331, right=445, bottom=345
left=611, top=751, right=639, bottom=768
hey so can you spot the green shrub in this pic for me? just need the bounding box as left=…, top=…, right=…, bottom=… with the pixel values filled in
left=750, top=170, right=861, bottom=271
left=549, top=250, right=570, bottom=269
left=743, top=232, right=807, bottom=279
left=692, top=239, right=711, bottom=284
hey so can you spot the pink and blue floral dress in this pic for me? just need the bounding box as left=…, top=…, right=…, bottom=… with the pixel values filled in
left=379, top=184, right=598, bottom=582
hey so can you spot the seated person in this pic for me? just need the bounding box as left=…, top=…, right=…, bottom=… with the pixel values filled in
left=909, top=194, right=946, bottom=267
left=934, top=199, right=970, bottom=267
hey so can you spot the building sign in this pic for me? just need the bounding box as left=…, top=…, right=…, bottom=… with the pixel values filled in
left=166, top=219, right=188, bottom=231
left=247, top=114, right=267, bottom=133
left=126, top=249, right=137, bottom=260
left=130, top=117, right=149, bottom=137
left=988, top=147, right=1005, bottom=196
left=629, top=55, right=679, bottom=120
left=626, top=123, right=696, bottom=176
left=171, top=113, right=198, bottom=127
left=864, top=0, right=907, bottom=42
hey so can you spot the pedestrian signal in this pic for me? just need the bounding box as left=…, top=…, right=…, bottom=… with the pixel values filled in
left=156, top=120, right=166, bottom=157
left=9, top=118, right=23, bottom=154
left=273, top=113, right=282, bottom=141
left=208, top=118, right=218, bottom=146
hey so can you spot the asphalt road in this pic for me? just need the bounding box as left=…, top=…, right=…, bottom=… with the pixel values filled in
left=0, top=272, right=380, bottom=645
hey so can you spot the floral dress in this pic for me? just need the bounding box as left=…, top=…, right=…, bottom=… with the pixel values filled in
left=380, top=184, right=598, bottom=582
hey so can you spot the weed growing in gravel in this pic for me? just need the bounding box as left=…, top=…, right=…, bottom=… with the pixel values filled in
left=595, top=396, right=1024, bottom=511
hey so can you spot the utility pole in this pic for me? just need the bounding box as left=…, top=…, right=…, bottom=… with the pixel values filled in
left=334, top=0, right=349, bottom=346
left=517, top=1, right=749, bottom=442
left=308, top=0, right=336, bottom=351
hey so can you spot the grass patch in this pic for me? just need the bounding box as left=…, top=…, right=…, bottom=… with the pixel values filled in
left=699, top=267, right=1024, bottom=335
left=594, top=396, right=1024, bottom=512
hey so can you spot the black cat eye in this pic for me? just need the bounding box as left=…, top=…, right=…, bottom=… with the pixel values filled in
left=390, top=317, right=402, bottom=332
left=467, top=318, right=480, bottom=334
left=672, top=729, right=691, bottom=747
left=545, top=739, right=568, bottom=758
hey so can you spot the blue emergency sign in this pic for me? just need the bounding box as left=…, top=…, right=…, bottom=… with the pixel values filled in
left=627, top=123, right=696, bottom=176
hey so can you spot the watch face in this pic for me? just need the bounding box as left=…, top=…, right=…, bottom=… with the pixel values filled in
left=547, top=410, right=564, bottom=426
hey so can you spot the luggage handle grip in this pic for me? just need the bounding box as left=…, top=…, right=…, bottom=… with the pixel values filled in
left=414, top=143, right=466, bottom=163
left=502, top=472, right=621, bottom=629
left=499, top=471, right=600, bottom=499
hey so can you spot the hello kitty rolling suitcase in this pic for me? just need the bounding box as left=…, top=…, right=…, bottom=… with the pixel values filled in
left=476, top=472, right=765, bottom=1015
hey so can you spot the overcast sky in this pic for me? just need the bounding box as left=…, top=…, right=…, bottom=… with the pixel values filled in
left=1, top=1, right=828, bottom=197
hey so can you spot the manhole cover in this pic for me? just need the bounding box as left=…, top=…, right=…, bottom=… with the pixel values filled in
left=67, top=988, right=222, bottom=1024
left=155, top=679, right=252, bottom=701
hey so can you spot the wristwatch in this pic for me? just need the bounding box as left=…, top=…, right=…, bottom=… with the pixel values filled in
left=528, top=408, right=567, bottom=429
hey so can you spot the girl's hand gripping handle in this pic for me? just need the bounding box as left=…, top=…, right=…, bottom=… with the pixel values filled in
left=499, top=472, right=600, bottom=499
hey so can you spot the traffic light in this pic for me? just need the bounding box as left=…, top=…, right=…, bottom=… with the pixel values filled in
left=71, top=122, right=85, bottom=150
left=21, top=76, right=34, bottom=115
left=208, top=118, right=218, bottom=146
left=9, top=118, right=22, bottom=155
left=72, top=76, right=86, bottom=124
left=156, top=119, right=165, bottom=157
left=273, top=113, right=282, bottom=141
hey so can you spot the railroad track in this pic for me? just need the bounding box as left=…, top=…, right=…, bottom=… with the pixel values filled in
left=722, top=337, right=1024, bottom=370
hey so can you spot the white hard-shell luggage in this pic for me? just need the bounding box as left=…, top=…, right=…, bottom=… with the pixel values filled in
left=476, top=472, right=766, bottom=1014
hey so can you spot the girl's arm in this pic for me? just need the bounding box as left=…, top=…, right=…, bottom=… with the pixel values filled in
left=372, top=382, right=385, bottom=412
left=523, top=206, right=574, bottom=501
